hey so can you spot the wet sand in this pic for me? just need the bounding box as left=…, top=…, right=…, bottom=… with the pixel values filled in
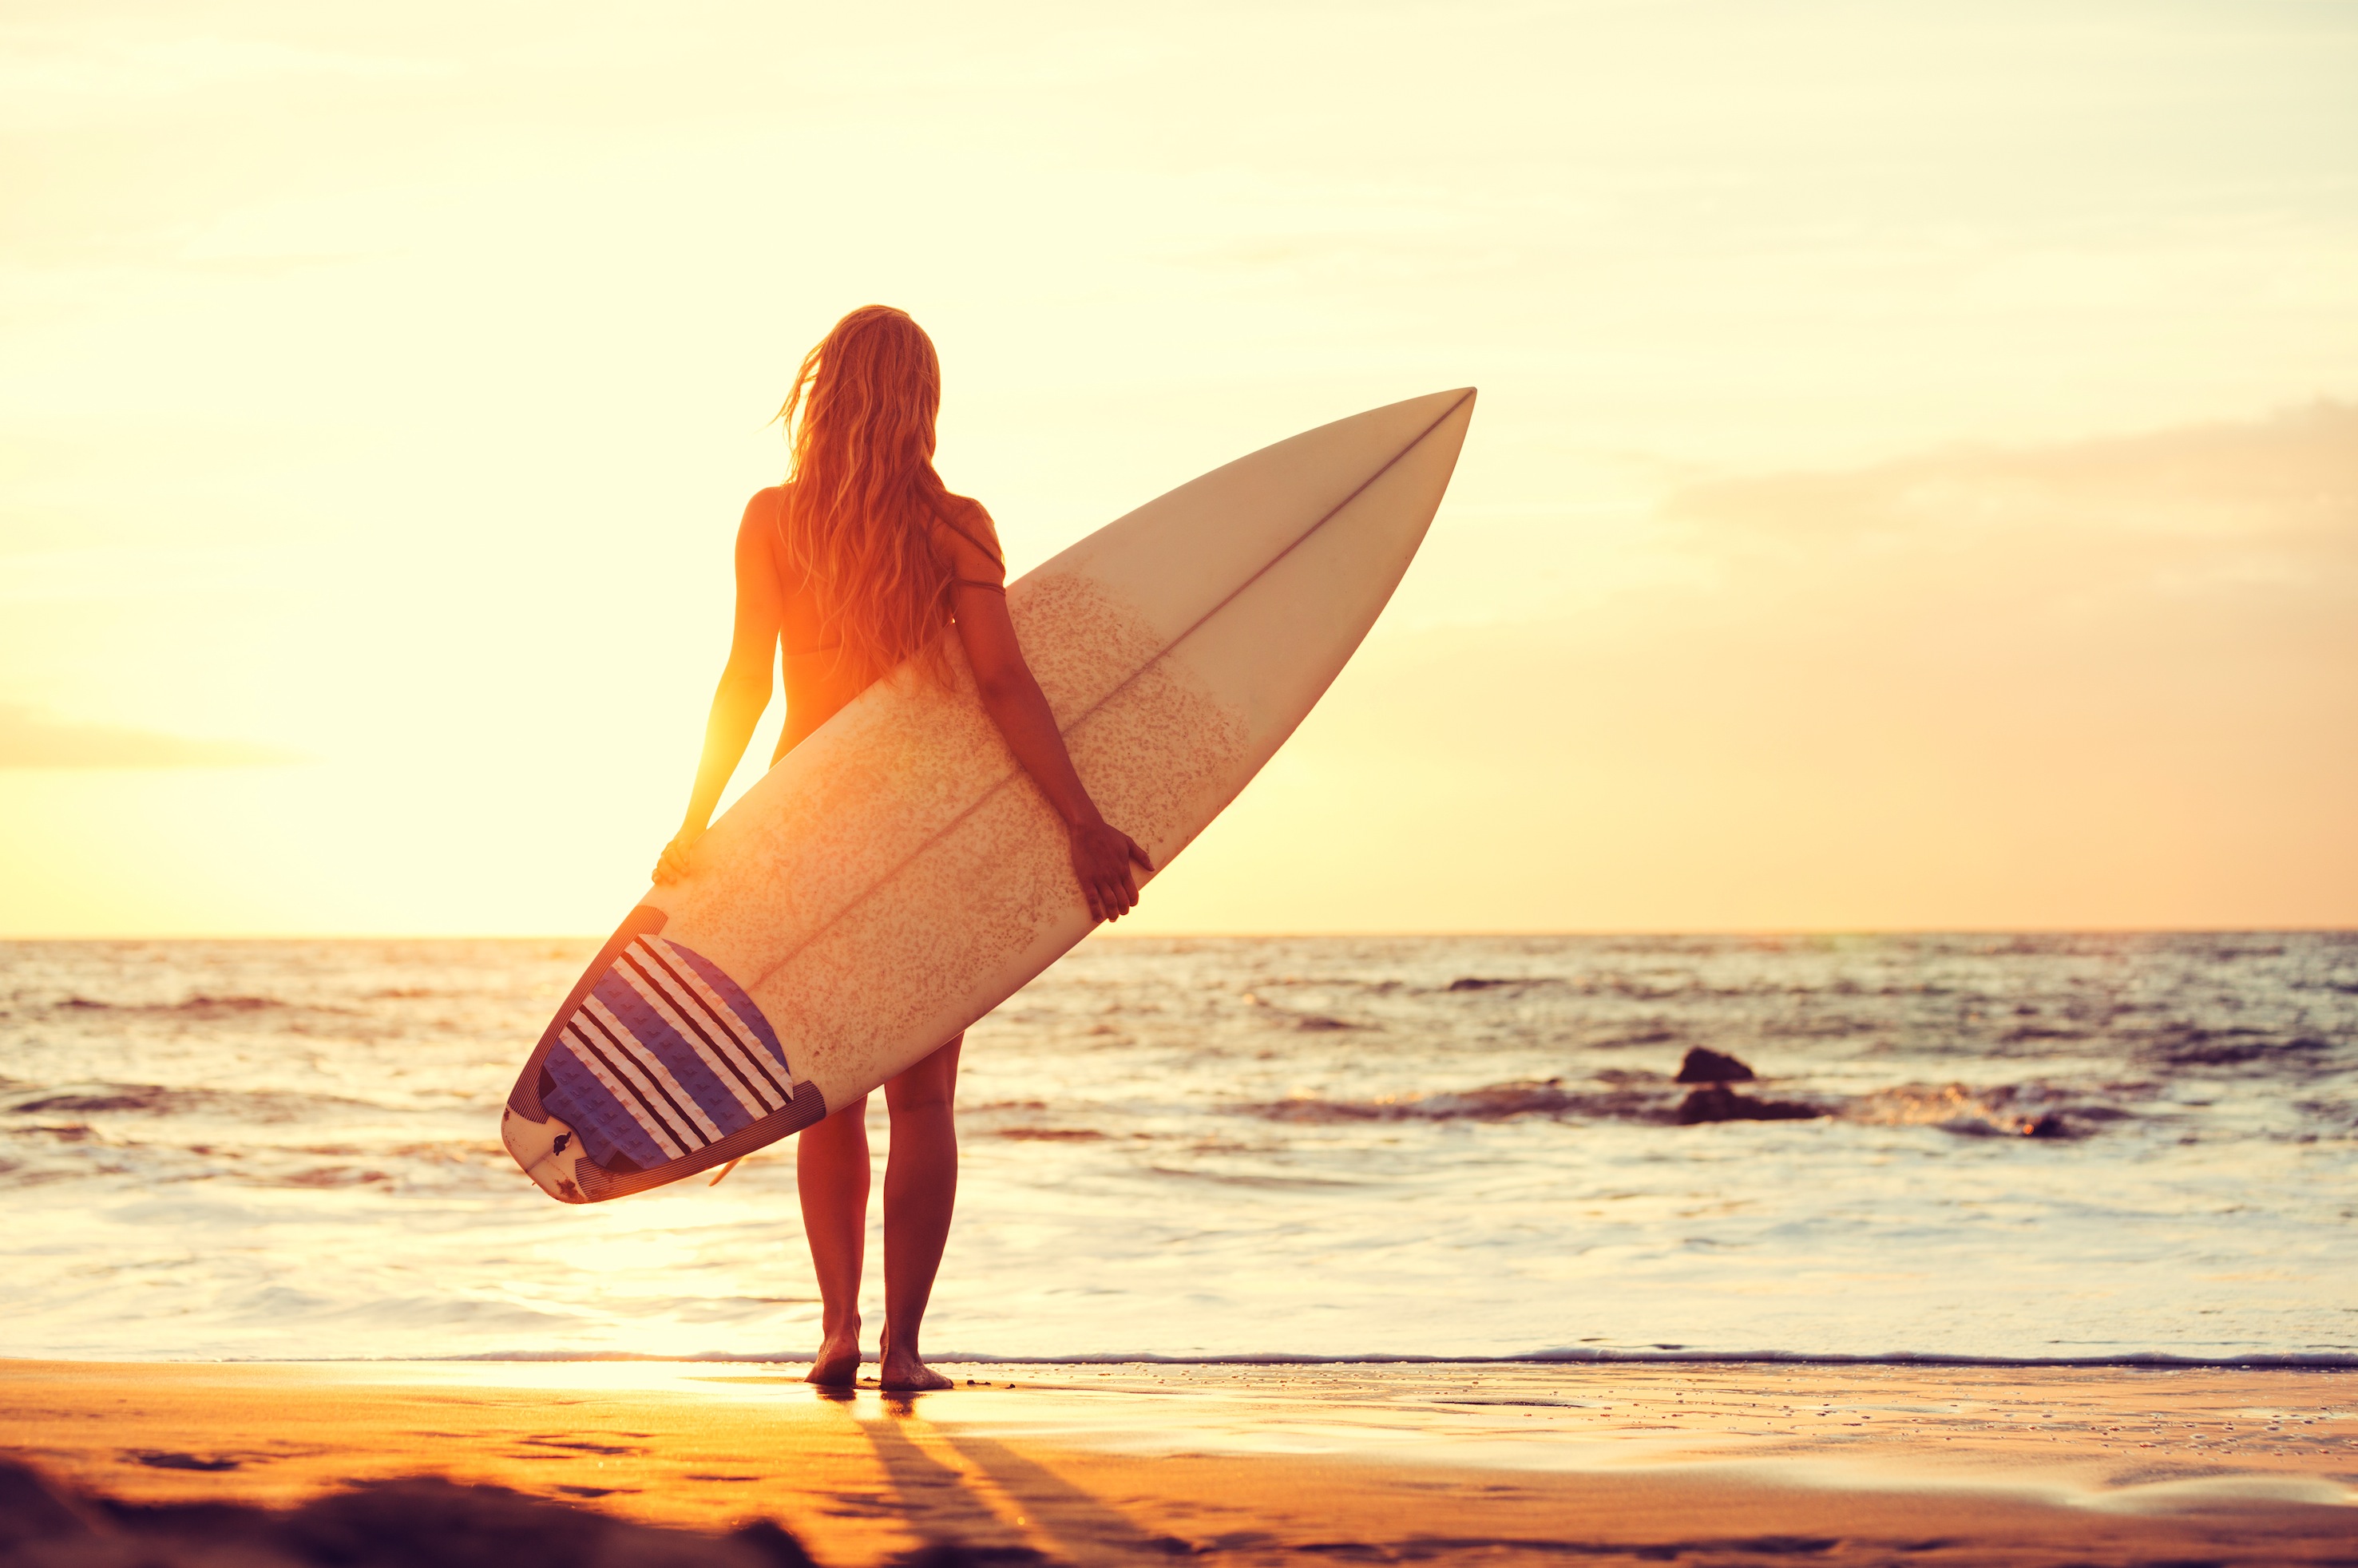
left=2, top=1359, right=2352, bottom=1564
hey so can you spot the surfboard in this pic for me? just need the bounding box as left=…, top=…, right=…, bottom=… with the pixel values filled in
left=500, top=387, right=1476, bottom=1202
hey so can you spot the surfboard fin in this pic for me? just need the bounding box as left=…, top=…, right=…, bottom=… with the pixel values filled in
left=500, top=1104, right=589, bottom=1204
left=707, top=1156, right=743, bottom=1187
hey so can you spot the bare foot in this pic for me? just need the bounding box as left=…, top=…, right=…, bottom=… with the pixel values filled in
left=806, top=1326, right=862, bottom=1387
left=877, top=1324, right=953, bottom=1393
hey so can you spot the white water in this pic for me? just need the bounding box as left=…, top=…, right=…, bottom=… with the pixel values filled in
left=4, top=933, right=2352, bottom=1363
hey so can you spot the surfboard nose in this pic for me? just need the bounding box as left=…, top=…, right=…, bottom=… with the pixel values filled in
left=1037, top=386, right=1478, bottom=651
left=1365, top=386, right=1476, bottom=438
left=1162, top=387, right=1473, bottom=747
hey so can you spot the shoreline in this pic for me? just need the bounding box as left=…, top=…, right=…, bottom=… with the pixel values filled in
left=105, top=1349, right=2358, bottom=1369
left=6, top=1357, right=2351, bottom=1564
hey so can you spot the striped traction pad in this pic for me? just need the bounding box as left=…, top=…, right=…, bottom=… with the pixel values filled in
left=539, top=934, right=803, bottom=1173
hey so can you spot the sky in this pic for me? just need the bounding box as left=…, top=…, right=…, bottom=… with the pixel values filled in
left=2, top=0, right=2353, bottom=936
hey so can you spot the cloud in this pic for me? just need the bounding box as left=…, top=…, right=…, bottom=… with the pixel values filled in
left=0, top=705, right=299, bottom=768
left=1177, top=402, right=2358, bottom=931
left=1660, top=398, right=2358, bottom=590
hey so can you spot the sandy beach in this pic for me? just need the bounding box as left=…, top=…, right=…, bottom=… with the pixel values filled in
left=4, top=1358, right=2351, bottom=1564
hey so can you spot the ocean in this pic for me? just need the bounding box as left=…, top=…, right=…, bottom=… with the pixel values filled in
left=3, top=933, right=2352, bottom=1365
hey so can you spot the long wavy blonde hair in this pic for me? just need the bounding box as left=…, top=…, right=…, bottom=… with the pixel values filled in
left=775, top=306, right=967, bottom=687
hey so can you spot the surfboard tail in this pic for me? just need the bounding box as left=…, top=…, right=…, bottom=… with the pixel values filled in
left=501, top=906, right=827, bottom=1203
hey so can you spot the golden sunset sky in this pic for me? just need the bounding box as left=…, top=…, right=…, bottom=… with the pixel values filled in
left=3, top=1, right=2354, bottom=935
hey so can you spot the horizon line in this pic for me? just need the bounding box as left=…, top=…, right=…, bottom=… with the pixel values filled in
left=2, top=925, right=2352, bottom=943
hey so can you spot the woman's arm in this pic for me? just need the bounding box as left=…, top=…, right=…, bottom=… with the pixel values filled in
left=652, top=497, right=784, bottom=885
left=942, top=536, right=1153, bottom=924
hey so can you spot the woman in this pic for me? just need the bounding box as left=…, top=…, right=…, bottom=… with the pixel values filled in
left=651, top=305, right=1151, bottom=1392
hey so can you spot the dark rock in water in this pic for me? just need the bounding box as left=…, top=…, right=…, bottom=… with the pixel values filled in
left=0, top=1457, right=817, bottom=1568
left=1448, top=976, right=1515, bottom=991
left=1674, top=1047, right=1756, bottom=1084
left=1674, top=1084, right=1821, bottom=1124
left=2022, top=1112, right=2079, bottom=1139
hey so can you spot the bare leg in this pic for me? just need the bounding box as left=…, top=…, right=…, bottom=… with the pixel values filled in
left=878, top=1035, right=961, bottom=1392
left=797, top=1091, right=871, bottom=1385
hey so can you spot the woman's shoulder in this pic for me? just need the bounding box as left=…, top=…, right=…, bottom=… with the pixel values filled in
left=936, top=489, right=996, bottom=532
left=929, top=491, right=1003, bottom=571
left=739, top=484, right=795, bottom=531
left=739, top=485, right=791, bottom=521
left=733, top=486, right=788, bottom=569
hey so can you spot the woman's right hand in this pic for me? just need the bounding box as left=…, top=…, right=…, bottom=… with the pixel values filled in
left=652, top=827, right=703, bottom=886
left=1068, top=818, right=1153, bottom=923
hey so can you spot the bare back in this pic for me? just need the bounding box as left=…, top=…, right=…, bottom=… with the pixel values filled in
left=755, top=484, right=1008, bottom=760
